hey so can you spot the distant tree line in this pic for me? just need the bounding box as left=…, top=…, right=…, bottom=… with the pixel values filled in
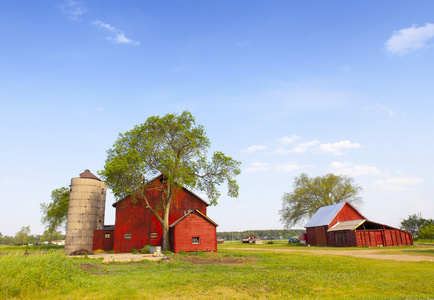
left=0, top=226, right=65, bottom=246
left=401, top=213, right=434, bottom=241
left=217, top=229, right=304, bottom=241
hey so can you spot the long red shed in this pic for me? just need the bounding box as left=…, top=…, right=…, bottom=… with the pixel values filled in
left=92, top=176, right=218, bottom=253
left=305, top=202, right=413, bottom=247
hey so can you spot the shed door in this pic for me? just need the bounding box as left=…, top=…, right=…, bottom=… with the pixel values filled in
left=315, top=226, right=327, bottom=246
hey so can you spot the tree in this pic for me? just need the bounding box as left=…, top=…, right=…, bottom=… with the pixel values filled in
left=400, top=213, right=432, bottom=236
left=14, top=226, right=31, bottom=245
left=279, top=173, right=363, bottom=228
left=99, top=111, right=241, bottom=251
left=40, top=187, right=70, bottom=242
left=419, top=223, right=434, bottom=241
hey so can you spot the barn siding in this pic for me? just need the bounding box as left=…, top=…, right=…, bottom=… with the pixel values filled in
left=113, top=185, right=208, bottom=253
left=355, top=229, right=412, bottom=247
left=327, top=230, right=357, bottom=247
left=170, top=213, right=217, bottom=253
left=93, top=229, right=114, bottom=251
left=328, top=204, right=365, bottom=228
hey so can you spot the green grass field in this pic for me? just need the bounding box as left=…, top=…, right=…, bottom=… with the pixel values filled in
left=0, top=244, right=433, bottom=299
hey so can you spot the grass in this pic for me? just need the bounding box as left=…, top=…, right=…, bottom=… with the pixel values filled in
left=0, top=244, right=433, bottom=299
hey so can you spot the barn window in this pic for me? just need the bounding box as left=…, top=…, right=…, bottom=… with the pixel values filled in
left=192, top=237, right=200, bottom=244
left=150, top=232, right=158, bottom=239
left=105, top=233, right=110, bottom=239
left=124, top=233, right=132, bottom=239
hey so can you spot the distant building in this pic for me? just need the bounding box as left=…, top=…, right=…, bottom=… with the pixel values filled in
left=305, top=202, right=413, bottom=247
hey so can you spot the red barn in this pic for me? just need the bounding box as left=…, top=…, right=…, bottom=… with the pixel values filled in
left=93, top=175, right=218, bottom=253
left=305, top=202, right=413, bottom=247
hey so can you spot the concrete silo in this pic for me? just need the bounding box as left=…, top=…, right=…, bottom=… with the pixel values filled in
left=65, top=170, right=106, bottom=254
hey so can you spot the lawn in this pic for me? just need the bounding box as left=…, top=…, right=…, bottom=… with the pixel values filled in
left=0, top=244, right=433, bottom=299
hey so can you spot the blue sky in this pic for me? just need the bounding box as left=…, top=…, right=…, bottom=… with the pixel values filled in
left=1, top=1, right=433, bottom=236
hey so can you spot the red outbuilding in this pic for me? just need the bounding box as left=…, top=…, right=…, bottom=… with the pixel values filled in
left=92, top=175, right=218, bottom=253
left=305, top=202, right=413, bottom=247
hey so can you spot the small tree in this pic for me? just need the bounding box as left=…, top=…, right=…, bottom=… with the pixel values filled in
left=40, top=187, right=70, bottom=242
left=419, top=224, right=434, bottom=241
left=99, top=111, right=241, bottom=251
left=279, top=173, right=362, bottom=228
left=14, top=226, right=31, bottom=246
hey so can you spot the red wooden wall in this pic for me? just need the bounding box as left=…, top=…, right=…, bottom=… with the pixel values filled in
left=355, top=229, right=413, bottom=247
left=113, top=186, right=208, bottom=253
left=170, top=213, right=217, bottom=253
left=328, top=203, right=365, bottom=228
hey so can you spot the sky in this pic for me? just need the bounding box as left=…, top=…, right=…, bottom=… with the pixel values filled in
left=1, top=1, right=433, bottom=237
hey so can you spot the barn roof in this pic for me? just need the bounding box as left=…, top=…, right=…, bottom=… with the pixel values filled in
left=170, top=209, right=218, bottom=228
left=328, top=219, right=366, bottom=231
left=304, top=202, right=346, bottom=228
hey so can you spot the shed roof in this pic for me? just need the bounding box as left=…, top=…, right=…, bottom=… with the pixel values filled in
left=170, top=209, right=218, bottom=228
left=328, top=219, right=366, bottom=232
left=304, top=202, right=346, bottom=228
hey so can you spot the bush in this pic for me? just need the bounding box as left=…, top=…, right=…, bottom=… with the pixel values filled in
left=131, top=248, right=139, bottom=254
left=93, top=249, right=106, bottom=254
left=140, top=245, right=150, bottom=254
left=162, top=250, right=172, bottom=255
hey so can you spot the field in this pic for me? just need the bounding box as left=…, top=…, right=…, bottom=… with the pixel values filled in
left=0, top=242, right=433, bottom=299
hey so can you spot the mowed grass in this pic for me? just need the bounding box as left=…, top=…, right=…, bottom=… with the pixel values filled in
left=0, top=245, right=433, bottom=299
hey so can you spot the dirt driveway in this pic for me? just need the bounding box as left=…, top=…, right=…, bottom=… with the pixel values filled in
left=225, top=247, right=434, bottom=262
left=72, top=253, right=165, bottom=263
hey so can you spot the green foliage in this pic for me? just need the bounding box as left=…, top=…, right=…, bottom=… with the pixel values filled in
left=99, top=111, right=241, bottom=250
left=140, top=245, right=150, bottom=254
left=40, top=187, right=70, bottom=241
left=14, top=226, right=31, bottom=245
left=279, top=173, right=363, bottom=228
left=419, top=224, right=434, bottom=241
left=131, top=248, right=139, bottom=254
left=400, top=213, right=433, bottom=236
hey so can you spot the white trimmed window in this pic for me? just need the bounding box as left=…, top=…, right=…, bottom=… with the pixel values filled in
left=192, top=237, right=200, bottom=244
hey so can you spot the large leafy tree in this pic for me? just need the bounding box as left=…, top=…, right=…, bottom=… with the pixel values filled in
left=99, top=111, right=241, bottom=251
left=400, top=213, right=432, bottom=236
left=40, top=187, right=70, bottom=242
left=14, top=226, right=31, bottom=245
left=279, top=173, right=363, bottom=228
left=419, top=223, right=434, bottom=241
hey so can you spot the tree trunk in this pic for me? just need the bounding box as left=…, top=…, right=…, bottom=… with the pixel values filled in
left=162, top=206, right=171, bottom=251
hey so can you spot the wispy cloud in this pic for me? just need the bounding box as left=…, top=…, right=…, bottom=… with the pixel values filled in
left=373, top=176, right=424, bottom=192
left=274, top=162, right=307, bottom=173
left=375, top=103, right=395, bottom=116
left=241, top=145, right=267, bottom=153
left=319, top=140, right=362, bottom=156
left=59, top=0, right=87, bottom=21
left=244, top=162, right=270, bottom=173
left=277, top=135, right=300, bottom=145
left=330, top=161, right=381, bottom=176
left=385, top=23, right=434, bottom=55
left=93, top=20, right=140, bottom=45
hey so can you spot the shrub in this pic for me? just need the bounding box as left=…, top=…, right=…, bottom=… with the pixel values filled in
left=141, top=245, right=150, bottom=254
left=93, top=249, right=106, bottom=254
left=162, top=250, right=172, bottom=255
left=131, top=248, right=139, bottom=254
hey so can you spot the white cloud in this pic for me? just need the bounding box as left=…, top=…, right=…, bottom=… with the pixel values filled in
left=274, top=163, right=305, bottom=173
left=376, top=103, right=395, bottom=116
left=385, top=23, right=434, bottom=55
left=241, top=145, right=267, bottom=153
left=291, top=140, right=320, bottom=153
left=278, top=135, right=300, bottom=145
left=319, top=140, right=362, bottom=155
left=59, top=0, right=87, bottom=21
left=244, top=162, right=270, bottom=173
left=93, top=20, right=140, bottom=45
left=330, top=161, right=381, bottom=176
left=373, top=176, right=424, bottom=192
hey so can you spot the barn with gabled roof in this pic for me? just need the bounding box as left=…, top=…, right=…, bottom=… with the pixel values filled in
left=305, top=202, right=413, bottom=247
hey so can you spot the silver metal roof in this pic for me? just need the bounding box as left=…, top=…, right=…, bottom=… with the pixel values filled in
left=304, top=202, right=346, bottom=228
left=327, top=219, right=366, bottom=232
